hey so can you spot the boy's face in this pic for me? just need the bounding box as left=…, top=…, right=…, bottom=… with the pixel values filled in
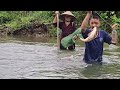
left=90, top=18, right=100, bottom=29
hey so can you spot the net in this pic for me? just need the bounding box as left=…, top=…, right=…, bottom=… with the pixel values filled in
left=61, top=28, right=83, bottom=48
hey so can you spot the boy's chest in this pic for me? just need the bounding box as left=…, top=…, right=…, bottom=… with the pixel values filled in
left=88, top=31, right=104, bottom=44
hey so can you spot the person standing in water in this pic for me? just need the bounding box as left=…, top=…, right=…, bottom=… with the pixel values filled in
left=53, top=11, right=77, bottom=50
left=80, top=11, right=118, bottom=64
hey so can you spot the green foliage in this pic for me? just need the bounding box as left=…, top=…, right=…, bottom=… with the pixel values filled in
left=49, top=26, right=57, bottom=37
left=111, top=15, right=120, bottom=24
left=72, top=11, right=86, bottom=25
left=0, top=11, right=53, bottom=31
left=0, top=11, right=12, bottom=24
left=97, top=11, right=120, bottom=42
left=32, top=11, right=53, bottom=23
left=0, top=11, right=120, bottom=43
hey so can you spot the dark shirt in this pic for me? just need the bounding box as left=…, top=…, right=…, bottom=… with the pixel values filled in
left=82, top=29, right=112, bottom=64
left=53, top=22, right=76, bottom=40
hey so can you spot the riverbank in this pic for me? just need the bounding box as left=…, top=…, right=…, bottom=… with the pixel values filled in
left=0, top=11, right=120, bottom=44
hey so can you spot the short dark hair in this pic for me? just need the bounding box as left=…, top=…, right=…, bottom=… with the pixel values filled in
left=90, top=15, right=100, bottom=21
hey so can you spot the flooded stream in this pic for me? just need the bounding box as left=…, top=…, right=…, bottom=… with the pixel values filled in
left=0, top=36, right=120, bottom=79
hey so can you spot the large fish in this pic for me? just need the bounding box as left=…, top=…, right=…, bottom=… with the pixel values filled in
left=79, top=27, right=98, bottom=42
left=61, top=27, right=98, bottom=48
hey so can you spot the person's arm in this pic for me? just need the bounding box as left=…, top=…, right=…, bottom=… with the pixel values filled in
left=53, top=11, right=63, bottom=28
left=53, top=11, right=58, bottom=23
left=52, top=11, right=59, bottom=27
left=80, top=11, right=92, bottom=33
left=104, top=24, right=119, bottom=45
left=111, top=23, right=119, bottom=45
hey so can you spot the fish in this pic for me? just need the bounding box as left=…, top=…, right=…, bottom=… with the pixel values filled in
left=79, top=27, right=98, bottom=42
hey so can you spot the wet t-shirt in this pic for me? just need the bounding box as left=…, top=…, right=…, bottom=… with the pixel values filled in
left=82, top=29, right=112, bottom=64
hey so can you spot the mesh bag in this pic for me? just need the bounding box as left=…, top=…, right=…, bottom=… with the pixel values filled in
left=61, top=28, right=83, bottom=48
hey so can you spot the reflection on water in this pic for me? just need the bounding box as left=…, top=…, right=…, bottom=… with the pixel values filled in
left=81, top=64, right=103, bottom=79
left=0, top=36, right=120, bottom=79
left=81, top=63, right=120, bottom=79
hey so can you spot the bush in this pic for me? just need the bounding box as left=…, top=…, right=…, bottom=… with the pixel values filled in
left=49, top=25, right=57, bottom=37
left=0, top=11, right=120, bottom=43
left=0, top=11, right=12, bottom=24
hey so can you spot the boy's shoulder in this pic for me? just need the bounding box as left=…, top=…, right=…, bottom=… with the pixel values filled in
left=100, top=29, right=105, bottom=32
left=99, top=29, right=108, bottom=34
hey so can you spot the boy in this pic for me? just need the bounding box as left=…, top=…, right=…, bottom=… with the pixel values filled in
left=80, top=11, right=118, bottom=64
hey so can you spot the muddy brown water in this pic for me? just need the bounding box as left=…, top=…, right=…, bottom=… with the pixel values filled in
left=0, top=36, right=120, bottom=79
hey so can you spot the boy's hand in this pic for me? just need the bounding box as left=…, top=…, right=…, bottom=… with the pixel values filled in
left=112, top=23, right=119, bottom=30
left=86, top=11, right=92, bottom=14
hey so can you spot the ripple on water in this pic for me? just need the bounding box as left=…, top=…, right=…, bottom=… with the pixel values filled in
left=0, top=38, right=120, bottom=79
